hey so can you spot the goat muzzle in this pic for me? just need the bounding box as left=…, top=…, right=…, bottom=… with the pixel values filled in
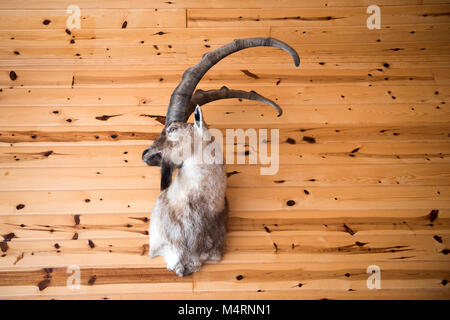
left=142, top=148, right=162, bottom=166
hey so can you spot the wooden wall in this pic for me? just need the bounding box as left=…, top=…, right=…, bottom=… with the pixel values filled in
left=0, top=0, right=449, bottom=299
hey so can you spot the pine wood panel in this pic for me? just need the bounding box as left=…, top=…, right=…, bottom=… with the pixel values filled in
left=0, top=234, right=447, bottom=271
left=272, top=24, right=450, bottom=44
left=0, top=28, right=272, bottom=47
left=1, top=209, right=448, bottom=242
left=0, top=186, right=447, bottom=216
left=0, top=0, right=449, bottom=300
left=0, top=261, right=448, bottom=299
left=188, top=5, right=450, bottom=27
left=0, top=86, right=447, bottom=106
left=2, top=42, right=449, bottom=64
left=5, top=289, right=450, bottom=300
left=1, top=140, right=448, bottom=167
left=187, top=42, right=450, bottom=60
left=192, top=262, right=450, bottom=292
left=7, top=289, right=449, bottom=300
left=0, top=9, right=186, bottom=29
left=3, top=56, right=450, bottom=68
left=2, top=0, right=449, bottom=10
left=1, top=25, right=449, bottom=49
left=0, top=266, right=193, bottom=297
left=0, top=68, right=440, bottom=88
left=0, top=104, right=448, bottom=127
left=0, top=164, right=448, bottom=191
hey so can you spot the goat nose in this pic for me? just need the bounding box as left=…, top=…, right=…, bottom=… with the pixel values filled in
left=142, top=149, right=149, bottom=160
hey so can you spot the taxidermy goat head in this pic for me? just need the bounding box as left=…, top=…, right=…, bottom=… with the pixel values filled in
left=142, top=38, right=300, bottom=277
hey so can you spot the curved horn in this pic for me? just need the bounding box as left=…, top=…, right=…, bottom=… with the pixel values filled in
left=189, top=86, right=283, bottom=117
left=166, top=37, right=299, bottom=124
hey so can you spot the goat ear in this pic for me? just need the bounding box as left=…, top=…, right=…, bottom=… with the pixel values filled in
left=160, top=159, right=174, bottom=191
left=194, top=105, right=203, bottom=131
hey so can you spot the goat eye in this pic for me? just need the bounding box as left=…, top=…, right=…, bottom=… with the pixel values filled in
left=168, top=126, right=177, bottom=133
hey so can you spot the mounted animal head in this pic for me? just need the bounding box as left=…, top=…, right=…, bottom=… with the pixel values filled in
left=142, top=37, right=300, bottom=190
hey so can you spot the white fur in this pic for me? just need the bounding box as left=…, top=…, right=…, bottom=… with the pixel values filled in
left=148, top=199, right=164, bottom=258
left=166, top=158, right=201, bottom=204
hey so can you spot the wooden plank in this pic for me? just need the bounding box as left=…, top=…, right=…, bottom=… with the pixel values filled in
left=231, top=140, right=450, bottom=166
left=0, top=68, right=439, bottom=88
left=223, top=209, right=450, bottom=236
left=219, top=124, right=450, bottom=142
left=0, top=86, right=447, bottom=106
left=193, top=261, right=450, bottom=292
left=187, top=5, right=450, bottom=28
left=187, top=42, right=450, bottom=60
left=1, top=139, right=448, bottom=167
left=0, top=234, right=447, bottom=269
left=2, top=0, right=448, bottom=10
left=0, top=266, right=192, bottom=297
left=0, top=127, right=138, bottom=146
left=0, top=9, right=186, bottom=29
left=1, top=42, right=449, bottom=62
left=0, top=106, right=169, bottom=126
left=1, top=209, right=448, bottom=242
left=0, top=212, right=150, bottom=240
left=225, top=164, right=450, bottom=187
left=3, top=63, right=446, bottom=72
left=271, top=24, right=450, bottom=44
left=0, top=25, right=448, bottom=49
left=2, top=56, right=449, bottom=68
left=0, top=262, right=448, bottom=298
left=5, top=289, right=450, bottom=300
left=2, top=136, right=449, bottom=167
left=225, top=186, right=448, bottom=211
left=0, top=164, right=448, bottom=191
left=0, top=69, right=73, bottom=87
left=222, top=233, right=449, bottom=263
left=1, top=124, right=449, bottom=144
left=0, top=186, right=447, bottom=216
left=0, top=145, right=151, bottom=166
left=0, top=126, right=161, bottom=146
left=0, top=104, right=448, bottom=127
left=0, top=46, right=186, bottom=64
left=0, top=268, right=192, bottom=296
left=1, top=44, right=449, bottom=68
left=0, top=28, right=271, bottom=47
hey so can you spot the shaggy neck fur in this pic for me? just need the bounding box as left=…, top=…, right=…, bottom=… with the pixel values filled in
left=167, top=155, right=226, bottom=213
